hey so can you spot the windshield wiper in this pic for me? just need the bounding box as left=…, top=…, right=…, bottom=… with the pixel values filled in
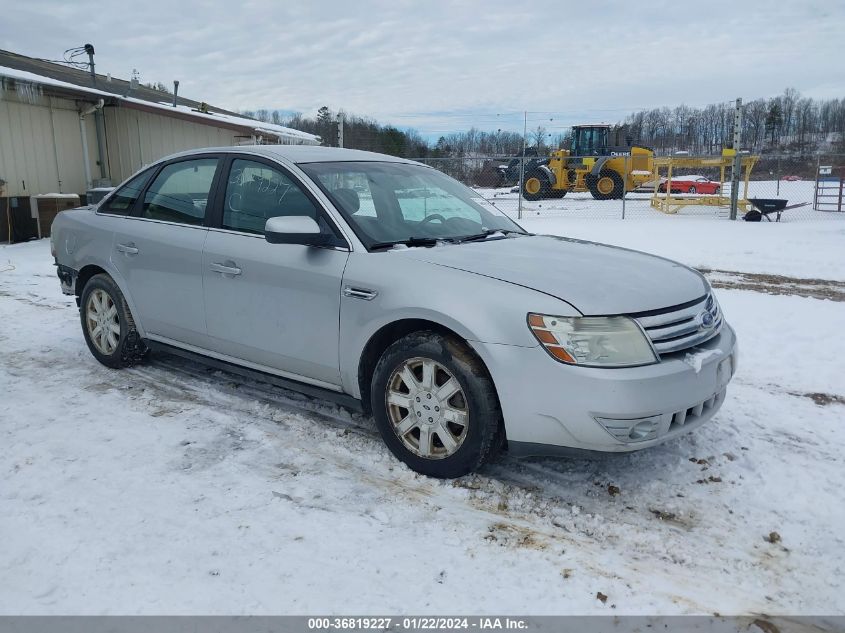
left=369, top=236, right=456, bottom=251
left=456, top=229, right=528, bottom=243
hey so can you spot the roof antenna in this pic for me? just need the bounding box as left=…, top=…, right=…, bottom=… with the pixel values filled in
left=84, top=43, right=96, bottom=88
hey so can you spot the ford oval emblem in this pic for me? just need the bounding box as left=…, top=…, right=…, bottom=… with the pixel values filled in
left=699, top=311, right=715, bottom=329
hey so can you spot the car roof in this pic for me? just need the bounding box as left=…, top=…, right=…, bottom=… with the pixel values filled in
left=163, top=145, right=421, bottom=166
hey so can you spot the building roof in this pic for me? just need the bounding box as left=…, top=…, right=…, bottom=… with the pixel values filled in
left=0, top=48, right=319, bottom=144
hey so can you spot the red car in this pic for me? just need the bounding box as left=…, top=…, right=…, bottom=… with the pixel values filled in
left=658, top=176, right=721, bottom=195
left=782, top=175, right=801, bottom=181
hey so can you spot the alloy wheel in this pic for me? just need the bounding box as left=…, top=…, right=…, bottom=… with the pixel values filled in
left=86, top=288, right=120, bottom=355
left=386, top=357, right=469, bottom=459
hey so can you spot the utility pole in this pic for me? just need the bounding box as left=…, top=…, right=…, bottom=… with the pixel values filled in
left=729, top=97, right=743, bottom=220
left=336, top=112, right=344, bottom=148
left=518, top=110, right=527, bottom=220
left=84, top=43, right=109, bottom=185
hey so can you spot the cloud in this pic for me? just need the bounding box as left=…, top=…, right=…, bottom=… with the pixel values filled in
left=2, top=0, right=843, bottom=134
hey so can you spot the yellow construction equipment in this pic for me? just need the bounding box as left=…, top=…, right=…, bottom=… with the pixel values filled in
left=521, top=124, right=655, bottom=201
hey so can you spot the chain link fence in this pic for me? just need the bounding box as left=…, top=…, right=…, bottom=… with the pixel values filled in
left=405, top=153, right=845, bottom=223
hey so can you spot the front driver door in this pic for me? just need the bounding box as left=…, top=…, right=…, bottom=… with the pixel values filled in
left=202, top=157, right=350, bottom=388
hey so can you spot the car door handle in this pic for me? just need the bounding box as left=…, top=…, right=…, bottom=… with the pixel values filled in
left=116, top=242, right=139, bottom=255
left=209, top=262, right=242, bottom=276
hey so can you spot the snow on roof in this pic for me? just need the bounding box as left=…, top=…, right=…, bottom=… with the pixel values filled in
left=0, top=64, right=318, bottom=144
left=118, top=96, right=318, bottom=143
left=0, top=64, right=115, bottom=98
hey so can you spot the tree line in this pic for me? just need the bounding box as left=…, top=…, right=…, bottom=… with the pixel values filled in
left=620, top=88, right=845, bottom=155
left=242, top=87, right=844, bottom=159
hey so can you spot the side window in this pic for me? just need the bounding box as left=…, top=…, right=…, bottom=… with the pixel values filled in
left=141, top=158, right=219, bottom=225
left=222, top=159, right=320, bottom=234
left=100, top=171, right=151, bottom=215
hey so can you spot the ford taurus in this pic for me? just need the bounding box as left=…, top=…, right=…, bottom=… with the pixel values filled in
left=51, top=146, right=737, bottom=478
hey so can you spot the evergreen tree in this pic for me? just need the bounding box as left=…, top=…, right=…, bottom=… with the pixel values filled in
left=765, top=102, right=784, bottom=145
left=316, top=106, right=334, bottom=146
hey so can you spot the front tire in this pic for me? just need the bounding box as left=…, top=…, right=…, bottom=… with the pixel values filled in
left=371, top=332, right=503, bottom=478
left=80, top=274, right=147, bottom=369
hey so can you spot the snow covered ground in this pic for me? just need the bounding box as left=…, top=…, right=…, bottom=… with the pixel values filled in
left=1, top=233, right=844, bottom=615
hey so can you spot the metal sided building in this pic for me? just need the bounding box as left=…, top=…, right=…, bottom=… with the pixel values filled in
left=0, top=48, right=319, bottom=241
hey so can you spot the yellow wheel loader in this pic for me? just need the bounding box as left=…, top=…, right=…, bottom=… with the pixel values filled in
left=521, top=125, right=654, bottom=201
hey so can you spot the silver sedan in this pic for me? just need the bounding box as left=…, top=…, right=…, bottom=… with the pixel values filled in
left=52, top=146, right=737, bottom=478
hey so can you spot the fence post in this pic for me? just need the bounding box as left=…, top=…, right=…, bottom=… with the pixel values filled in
left=336, top=113, right=344, bottom=148
left=776, top=154, right=781, bottom=196
left=729, top=97, right=743, bottom=220
left=621, top=156, right=627, bottom=219
left=517, top=110, right=526, bottom=220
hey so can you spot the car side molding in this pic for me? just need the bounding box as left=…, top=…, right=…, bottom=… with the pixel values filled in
left=144, top=339, right=364, bottom=413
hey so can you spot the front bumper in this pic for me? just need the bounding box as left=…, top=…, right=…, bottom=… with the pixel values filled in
left=476, top=323, right=738, bottom=456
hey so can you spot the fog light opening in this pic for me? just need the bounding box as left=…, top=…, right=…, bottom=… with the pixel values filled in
left=629, top=419, right=658, bottom=441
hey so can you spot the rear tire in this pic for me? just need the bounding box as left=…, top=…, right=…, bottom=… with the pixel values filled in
left=80, top=274, right=148, bottom=369
left=586, top=169, right=625, bottom=200
left=371, top=332, right=502, bottom=478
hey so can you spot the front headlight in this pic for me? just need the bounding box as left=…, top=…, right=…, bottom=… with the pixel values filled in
left=528, top=313, right=658, bottom=367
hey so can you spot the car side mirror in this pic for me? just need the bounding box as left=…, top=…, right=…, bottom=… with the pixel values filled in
left=264, top=216, right=332, bottom=246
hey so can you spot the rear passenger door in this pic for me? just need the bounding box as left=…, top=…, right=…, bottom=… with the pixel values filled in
left=202, top=156, right=349, bottom=388
left=110, top=156, right=222, bottom=347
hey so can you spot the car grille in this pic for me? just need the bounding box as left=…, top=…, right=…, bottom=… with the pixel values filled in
left=668, top=388, right=725, bottom=432
left=633, top=293, right=722, bottom=356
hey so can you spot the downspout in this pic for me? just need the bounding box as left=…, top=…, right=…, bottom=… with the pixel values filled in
left=93, top=106, right=109, bottom=184
left=85, top=43, right=110, bottom=185
left=79, top=99, right=104, bottom=191
left=48, top=98, right=63, bottom=192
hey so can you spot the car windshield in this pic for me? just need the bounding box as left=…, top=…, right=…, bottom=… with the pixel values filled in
left=300, top=161, right=526, bottom=249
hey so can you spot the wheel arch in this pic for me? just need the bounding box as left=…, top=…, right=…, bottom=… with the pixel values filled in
left=589, top=156, right=612, bottom=176
left=537, top=164, right=557, bottom=186
left=75, top=264, right=109, bottom=302
left=356, top=318, right=500, bottom=417
left=74, top=262, right=146, bottom=337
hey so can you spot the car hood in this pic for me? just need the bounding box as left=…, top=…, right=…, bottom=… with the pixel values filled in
left=395, top=235, right=708, bottom=315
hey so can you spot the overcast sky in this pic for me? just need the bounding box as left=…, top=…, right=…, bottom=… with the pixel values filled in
left=1, top=0, right=843, bottom=135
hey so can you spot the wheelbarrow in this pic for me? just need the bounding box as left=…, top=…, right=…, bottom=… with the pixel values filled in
left=744, top=198, right=810, bottom=222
